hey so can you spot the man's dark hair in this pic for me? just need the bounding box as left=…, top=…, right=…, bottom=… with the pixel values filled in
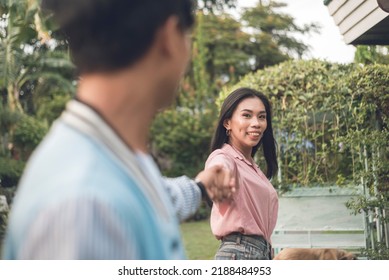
left=210, top=87, right=278, bottom=179
left=41, top=0, right=195, bottom=74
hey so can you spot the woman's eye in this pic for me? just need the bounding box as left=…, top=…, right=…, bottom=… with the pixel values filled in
left=243, top=114, right=251, bottom=118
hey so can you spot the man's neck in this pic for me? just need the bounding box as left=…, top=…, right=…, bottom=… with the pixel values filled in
left=76, top=69, right=156, bottom=153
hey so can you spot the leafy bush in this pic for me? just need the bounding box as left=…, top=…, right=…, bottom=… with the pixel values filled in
left=36, top=94, right=72, bottom=124
left=360, top=242, right=389, bottom=260
left=187, top=202, right=212, bottom=222
left=0, top=108, right=23, bottom=135
left=0, top=157, right=25, bottom=188
left=12, top=115, right=48, bottom=160
left=151, top=106, right=216, bottom=178
left=0, top=210, right=8, bottom=250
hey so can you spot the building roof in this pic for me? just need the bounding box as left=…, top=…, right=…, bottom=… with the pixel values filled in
left=325, top=0, right=389, bottom=45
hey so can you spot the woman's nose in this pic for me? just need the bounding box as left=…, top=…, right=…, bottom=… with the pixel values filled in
left=251, top=118, right=260, bottom=127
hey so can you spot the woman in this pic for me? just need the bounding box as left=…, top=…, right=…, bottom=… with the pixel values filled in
left=205, top=87, right=278, bottom=260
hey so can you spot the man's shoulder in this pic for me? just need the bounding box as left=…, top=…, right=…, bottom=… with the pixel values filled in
left=28, top=121, right=125, bottom=175
left=17, top=122, right=141, bottom=208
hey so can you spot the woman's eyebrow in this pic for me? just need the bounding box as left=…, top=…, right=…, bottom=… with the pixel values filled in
left=240, top=109, right=267, bottom=114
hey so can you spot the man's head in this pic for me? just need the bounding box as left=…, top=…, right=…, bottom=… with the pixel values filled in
left=41, top=0, right=195, bottom=74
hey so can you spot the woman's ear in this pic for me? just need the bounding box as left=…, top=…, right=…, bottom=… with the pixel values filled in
left=223, top=119, right=230, bottom=130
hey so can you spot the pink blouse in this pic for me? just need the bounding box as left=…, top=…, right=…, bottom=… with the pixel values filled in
left=205, top=144, right=278, bottom=244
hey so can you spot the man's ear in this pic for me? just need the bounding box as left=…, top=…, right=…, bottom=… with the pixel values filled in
left=154, top=15, right=181, bottom=59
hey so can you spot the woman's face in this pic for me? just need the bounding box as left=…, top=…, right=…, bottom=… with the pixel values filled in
left=224, top=96, right=267, bottom=158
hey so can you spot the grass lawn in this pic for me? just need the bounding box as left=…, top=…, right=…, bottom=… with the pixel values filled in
left=180, top=219, right=219, bottom=260
left=0, top=220, right=219, bottom=259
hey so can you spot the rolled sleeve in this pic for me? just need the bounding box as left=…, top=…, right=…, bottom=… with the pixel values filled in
left=162, top=176, right=201, bottom=222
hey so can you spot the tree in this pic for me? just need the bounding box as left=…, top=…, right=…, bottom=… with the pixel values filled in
left=0, top=0, right=74, bottom=188
left=191, top=1, right=320, bottom=86
left=241, top=1, right=320, bottom=70
left=196, top=0, right=237, bottom=12
left=0, top=0, right=75, bottom=114
left=354, top=45, right=389, bottom=65
left=0, top=0, right=34, bottom=112
left=200, top=12, right=252, bottom=84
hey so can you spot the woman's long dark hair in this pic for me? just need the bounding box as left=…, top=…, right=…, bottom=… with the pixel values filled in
left=210, top=87, right=278, bottom=179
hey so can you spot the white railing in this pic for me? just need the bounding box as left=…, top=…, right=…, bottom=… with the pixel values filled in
left=271, top=229, right=366, bottom=254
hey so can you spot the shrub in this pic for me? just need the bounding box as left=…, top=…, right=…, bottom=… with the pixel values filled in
left=12, top=115, right=48, bottom=160
left=0, top=210, right=8, bottom=249
left=36, top=94, right=72, bottom=124
left=0, top=157, right=25, bottom=188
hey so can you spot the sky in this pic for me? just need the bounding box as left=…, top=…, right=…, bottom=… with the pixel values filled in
left=237, top=0, right=356, bottom=63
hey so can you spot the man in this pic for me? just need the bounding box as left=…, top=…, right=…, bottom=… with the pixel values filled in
left=3, top=0, right=234, bottom=259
